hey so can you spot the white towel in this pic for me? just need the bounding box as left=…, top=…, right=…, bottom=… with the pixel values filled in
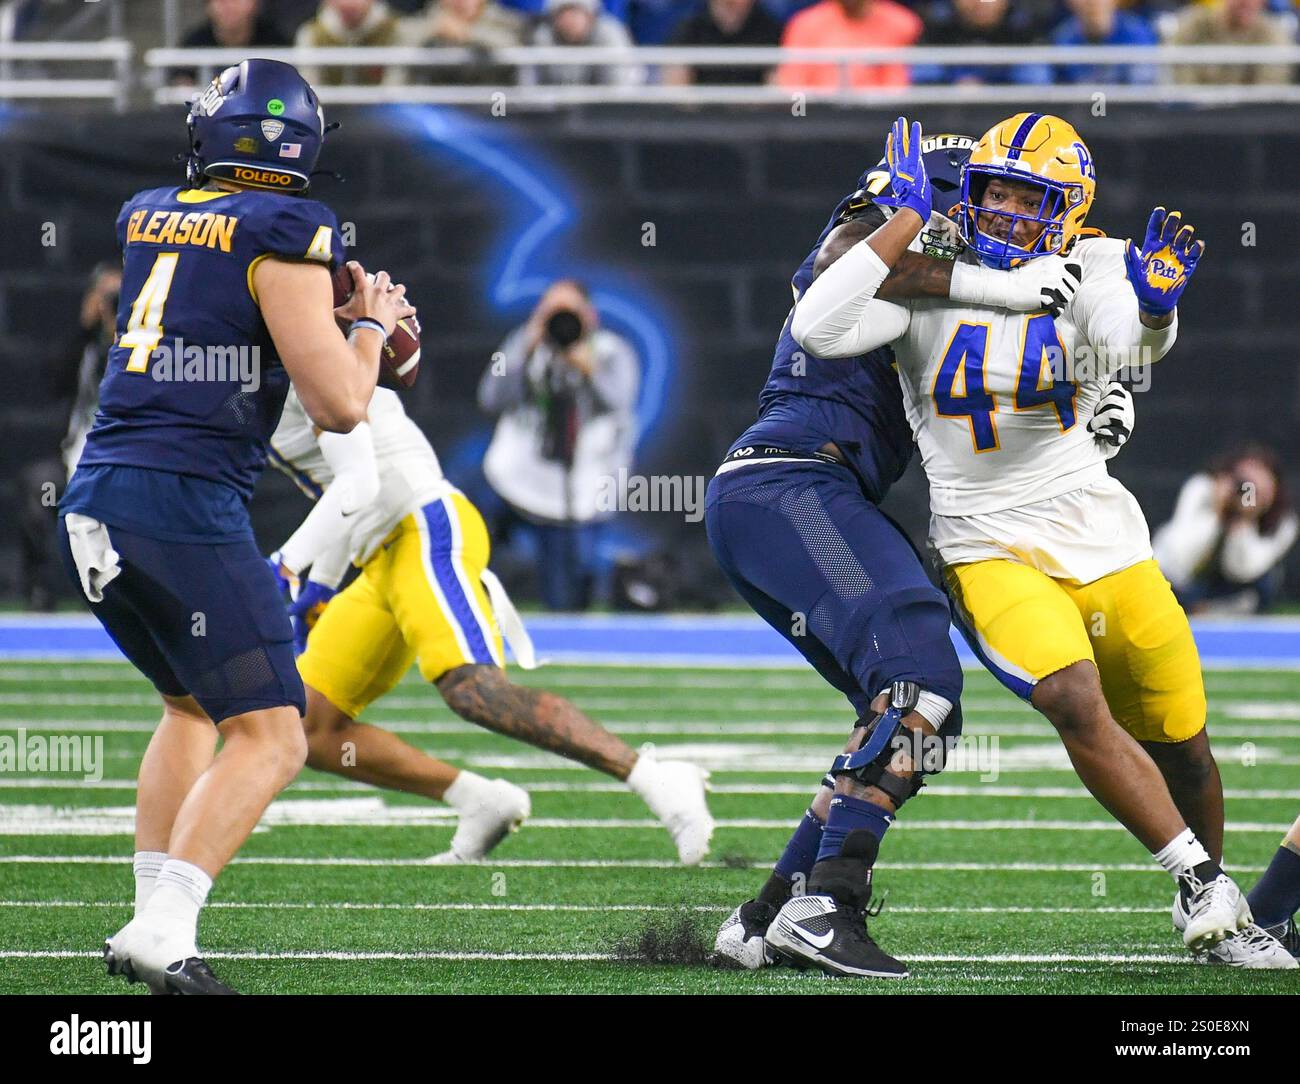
left=64, top=513, right=122, bottom=603
left=480, top=568, right=539, bottom=670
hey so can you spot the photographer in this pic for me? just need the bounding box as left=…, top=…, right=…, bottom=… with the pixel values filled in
left=18, top=261, right=120, bottom=610
left=477, top=280, right=639, bottom=611
left=1153, top=445, right=1298, bottom=614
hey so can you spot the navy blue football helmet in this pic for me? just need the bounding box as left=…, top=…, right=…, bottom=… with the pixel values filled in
left=857, top=132, right=976, bottom=219
left=186, top=59, right=326, bottom=194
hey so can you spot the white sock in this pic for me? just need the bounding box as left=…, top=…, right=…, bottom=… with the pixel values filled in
left=443, top=770, right=493, bottom=810
left=1154, top=828, right=1213, bottom=880
left=625, top=753, right=657, bottom=797
left=132, top=850, right=168, bottom=917
left=141, top=859, right=212, bottom=959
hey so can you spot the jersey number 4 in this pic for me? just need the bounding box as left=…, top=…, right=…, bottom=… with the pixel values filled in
left=932, top=313, right=1077, bottom=453
left=120, top=252, right=179, bottom=374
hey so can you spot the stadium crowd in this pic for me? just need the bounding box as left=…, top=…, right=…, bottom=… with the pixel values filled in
left=8, top=0, right=1287, bottom=88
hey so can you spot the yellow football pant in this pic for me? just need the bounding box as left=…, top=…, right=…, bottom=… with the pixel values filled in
left=298, top=492, right=504, bottom=718
left=945, top=557, right=1206, bottom=742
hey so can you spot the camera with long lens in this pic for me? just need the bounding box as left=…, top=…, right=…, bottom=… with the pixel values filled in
left=544, top=308, right=583, bottom=349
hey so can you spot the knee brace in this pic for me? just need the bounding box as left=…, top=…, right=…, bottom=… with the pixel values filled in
left=828, top=680, right=927, bottom=808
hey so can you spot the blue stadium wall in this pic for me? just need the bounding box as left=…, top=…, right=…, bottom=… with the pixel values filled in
left=2, top=104, right=1297, bottom=602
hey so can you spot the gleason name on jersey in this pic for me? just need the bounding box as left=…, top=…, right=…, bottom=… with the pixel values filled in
left=123, top=208, right=240, bottom=252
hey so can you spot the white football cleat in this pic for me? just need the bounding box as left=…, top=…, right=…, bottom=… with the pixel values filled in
left=713, top=900, right=779, bottom=969
left=1176, top=874, right=1251, bottom=953
left=103, top=915, right=195, bottom=994
left=627, top=755, right=715, bottom=865
left=1172, top=892, right=1297, bottom=969
left=428, top=778, right=530, bottom=864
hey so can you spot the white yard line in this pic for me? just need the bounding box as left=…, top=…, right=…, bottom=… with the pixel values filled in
left=0, top=948, right=1193, bottom=964
left=0, top=855, right=1266, bottom=873
left=3, top=777, right=1298, bottom=801
left=0, top=899, right=1171, bottom=915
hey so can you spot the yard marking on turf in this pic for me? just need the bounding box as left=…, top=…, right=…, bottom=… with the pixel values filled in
left=2, top=801, right=1293, bottom=834
left=0, top=900, right=1171, bottom=914
left=0, top=855, right=1268, bottom=873
left=0, top=949, right=1195, bottom=964
left=4, top=777, right=1299, bottom=801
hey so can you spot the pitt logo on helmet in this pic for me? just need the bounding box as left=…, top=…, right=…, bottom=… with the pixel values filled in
left=958, top=113, right=1096, bottom=271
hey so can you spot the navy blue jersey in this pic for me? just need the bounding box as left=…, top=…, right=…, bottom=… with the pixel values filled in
left=730, top=179, right=914, bottom=504
left=65, top=185, right=344, bottom=538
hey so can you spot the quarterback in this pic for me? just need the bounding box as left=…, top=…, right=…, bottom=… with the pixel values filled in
left=57, top=60, right=415, bottom=993
left=789, top=114, right=1295, bottom=967
left=266, top=385, right=714, bottom=864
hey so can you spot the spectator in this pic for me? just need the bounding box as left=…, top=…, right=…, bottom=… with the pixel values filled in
left=1170, top=0, right=1294, bottom=85
left=295, top=0, right=406, bottom=85
left=18, top=263, right=121, bottom=611
left=1051, top=0, right=1159, bottom=84
left=521, top=0, right=647, bottom=87
left=477, top=280, right=640, bottom=611
left=413, top=0, right=525, bottom=84
left=918, top=0, right=1052, bottom=86
left=664, top=0, right=784, bottom=85
left=775, top=0, right=923, bottom=91
left=171, top=0, right=291, bottom=85
left=1153, top=446, right=1299, bottom=614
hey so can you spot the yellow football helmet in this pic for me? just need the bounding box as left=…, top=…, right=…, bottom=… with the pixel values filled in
left=957, top=112, right=1097, bottom=270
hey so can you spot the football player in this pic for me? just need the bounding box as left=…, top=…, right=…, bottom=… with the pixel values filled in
left=265, top=384, right=715, bottom=864
left=56, top=60, right=416, bottom=992
left=789, top=114, right=1295, bottom=969
left=1247, top=813, right=1300, bottom=957
left=708, top=130, right=1106, bottom=976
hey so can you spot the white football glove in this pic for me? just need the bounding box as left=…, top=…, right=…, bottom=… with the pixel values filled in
left=1087, top=380, right=1135, bottom=458
left=950, top=254, right=1082, bottom=316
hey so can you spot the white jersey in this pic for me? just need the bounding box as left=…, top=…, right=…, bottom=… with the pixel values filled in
left=269, top=386, right=452, bottom=567
left=892, top=237, right=1175, bottom=582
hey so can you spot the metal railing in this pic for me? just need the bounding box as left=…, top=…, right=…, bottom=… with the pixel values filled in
left=0, top=39, right=131, bottom=106
left=1, top=41, right=1298, bottom=109
left=143, top=43, right=1300, bottom=107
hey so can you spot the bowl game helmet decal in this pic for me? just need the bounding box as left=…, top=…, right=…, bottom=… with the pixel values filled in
left=958, top=113, right=1096, bottom=270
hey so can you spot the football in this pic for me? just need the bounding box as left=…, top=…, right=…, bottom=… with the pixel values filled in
left=331, top=262, right=421, bottom=388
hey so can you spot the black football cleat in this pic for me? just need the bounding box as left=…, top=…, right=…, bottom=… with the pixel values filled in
left=1262, top=917, right=1300, bottom=960
left=766, top=894, right=908, bottom=978
left=162, top=958, right=240, bottom=995
left=765, top=828, right=909, bottom=979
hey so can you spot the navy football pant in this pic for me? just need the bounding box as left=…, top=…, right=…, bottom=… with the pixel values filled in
left=705, top=460, right=962, bottom=718
left=57, top=516, right=305, bottom=724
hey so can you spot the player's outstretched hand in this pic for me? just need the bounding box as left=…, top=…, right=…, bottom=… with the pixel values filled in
left=335, top=261, right=417, bottom=338
left=873, top=117, right=931, bottom=224
left=289, top=579, right=337, bottom=656
left=266, top=552, right=299, bottom=602
left=1001, top=255, right=1081, bottom=316
left=1087, top=380, right=1135, bottom=458
left=1124, top=207, right=1204, bottom=317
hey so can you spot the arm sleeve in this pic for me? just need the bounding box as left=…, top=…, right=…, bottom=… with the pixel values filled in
left=1072, top=240, right=1177, bottom=377
left=789, top=238, right=911, bottom=358
left=589, top=334, right=639, bottom=413
left=1150, top=474, right=1223, bottom=588
left=276, top=422, right=380, bottom=578
left=477, top=326, right=533, bottom=415
left=1220, top=513, right=1300, bottom=585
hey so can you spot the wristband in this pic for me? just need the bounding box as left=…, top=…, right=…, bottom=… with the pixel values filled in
left=349, top=317, right=387, bottom=341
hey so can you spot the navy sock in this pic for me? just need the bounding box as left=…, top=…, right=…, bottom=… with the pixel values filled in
left=773, top=810, right=825, bottom=883
left=816, top=794, right=894, bottom=863
left=1247, top=844, right=1300, bottom=928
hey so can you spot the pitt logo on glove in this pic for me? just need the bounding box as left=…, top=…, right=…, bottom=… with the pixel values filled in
left=1124, top=207, right=1205, bottom=316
